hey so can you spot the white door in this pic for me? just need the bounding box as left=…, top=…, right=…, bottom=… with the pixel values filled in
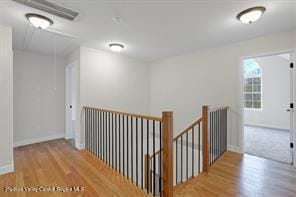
left=290, top=52, right=295, bottom=166
left=65, top=64, right=76, bottom=140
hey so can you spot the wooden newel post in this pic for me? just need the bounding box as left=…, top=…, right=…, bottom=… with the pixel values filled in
left=144, top=154, right=150, bottom=191
left=162, top=111, right=173, bottom=197
left=202, top=106, right=209, bottom=173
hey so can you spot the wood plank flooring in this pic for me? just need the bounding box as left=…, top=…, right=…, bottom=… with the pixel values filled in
left=0, top=139, right=295, bottom=196
left=0, top=139, right=148, bottom=197
left=174, top=151, right=296, bottom=197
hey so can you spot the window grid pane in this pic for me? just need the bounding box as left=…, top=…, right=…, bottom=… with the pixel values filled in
left=244, top=76, right=261, bottom=109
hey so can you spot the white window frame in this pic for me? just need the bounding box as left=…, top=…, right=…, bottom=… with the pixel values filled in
left=243, top=73, right=262, bottom=110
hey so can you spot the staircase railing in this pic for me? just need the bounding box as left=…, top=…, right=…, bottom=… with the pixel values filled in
left=208, top=106, right=228, bottom=165
left=83, top=105, right=228, bottom=197
left=83, top=106, right=173, bottom=197
left=148, top=105, right=228, bottom=191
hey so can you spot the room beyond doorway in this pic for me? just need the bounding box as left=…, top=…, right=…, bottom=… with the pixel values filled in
left=242, top=53, right=293, bottom=164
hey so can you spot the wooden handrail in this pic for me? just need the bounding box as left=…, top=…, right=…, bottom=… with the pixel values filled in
left=173, top=117, right=202, bottom=141
left=149, top=117, right=202, bottom=159
left=83, top=106, right=162, bottom=121
left=208, top=106, right=229, bottom=112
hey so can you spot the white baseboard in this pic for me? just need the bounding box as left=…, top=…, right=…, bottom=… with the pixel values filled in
left=244, top=123, right=289, bottom=131
left=14, top=133, right=65, bottom=147
left=0, top=164, right=14, bottom=175
left=227, top=145, right=242, bottom=153
left=75, top=143, right=85, bottom=150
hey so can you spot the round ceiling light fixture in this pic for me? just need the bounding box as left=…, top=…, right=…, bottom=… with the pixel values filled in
left=109, top=43, right=124, bottom=52
left=237, top=6, right=266, bottom=24
left=25, top=13, right=53, bottom=29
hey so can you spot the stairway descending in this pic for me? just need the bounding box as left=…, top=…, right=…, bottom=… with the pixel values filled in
left=83, top=105, right=228, bottom=197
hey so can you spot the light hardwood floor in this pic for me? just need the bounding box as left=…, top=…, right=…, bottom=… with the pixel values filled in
left=0, top=139, right=148, bottom=197
left=1, top=139, right=295, bottom=197
left=175, top=151, right=296, bottom=197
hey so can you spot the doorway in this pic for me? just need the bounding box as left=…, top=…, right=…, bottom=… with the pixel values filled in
left=242, top=53, right=294, bottom=164
left=65, top=62, right=77, bottom=146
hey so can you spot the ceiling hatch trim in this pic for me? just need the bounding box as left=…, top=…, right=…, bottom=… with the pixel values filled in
left=12, top=0, right=79, bottom=21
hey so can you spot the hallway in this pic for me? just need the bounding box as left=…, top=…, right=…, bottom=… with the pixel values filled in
left=0, top=139, right=148, bottom=197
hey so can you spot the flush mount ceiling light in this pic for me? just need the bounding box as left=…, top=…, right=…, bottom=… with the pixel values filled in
left=25, top=13, right=53, bottom=29
left=237, top=6, right=266, bottom=24
left=109, top=43, right=124, bottom=52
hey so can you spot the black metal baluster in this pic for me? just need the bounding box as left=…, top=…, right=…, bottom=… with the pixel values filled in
left=211, top=112, right=213, bottom=164
left=103, top=111, right=105, bottom=162
left=105, top=111, right=108, bottom=163
left=97, top=111, right=100, bottom=158
left=87, top=109, right=89, bottom=152
left=159, top=122, right=162, bottom=196
left=192, top=127, right=194, bottom=177
left=223, top=110, right=225, bottom=153
left=123, top=115, right=125, bottom=176
left=225, top=109, right=228, bottom=153
left=91, top=109, right=93, bottom=154
left=119, top=114, right=121, bottom=173
left=209, top=112, right=211, bottom=165
left=127, top=116, right=129, bottom=179
left=115, top=113, right=117, bottom=171
left=146, top=119, right=149, bottom=193
left=215, top=111, right=217, bottom=161
left=96, top=110, right=98, bottom=157
left=131, top=117, right=133, bottom=182
left=100, top=111, right=102, bottom=159
left=218, top=110, right=220, bottom=158
left=136, top=117, right=138, bottom=186
left=93, top=110, right=95, bottom=156
left=85, top=109, right=87, bottom=151
left=141, top=118, right=144, bottom=189
left=158, top=150, right=161, bottom=195
left=153, top=120, right=155, bottom=196
left=213, top=111, right=215, bottom=162
left=108, top=112, right=111, bottom=166
left=111, top=113, right=113, bottom=168
left=219, top=110, right=221, bottom=157
left=89, top=109, right=92, bottom=153
left=150, top=159, right=152, bottom=193
left=198, top=123, right=201, bottom=173
left=94, top=110, right=96, bottom=155
left=176, top=138, right=178, bottom=184
left=102, top=111, right=104, bottom=161
left=225, top=109, right=227, bottom=152
left=212, top=112, right=214, bottom=164
left=85, top=109, right=88, bottom=151
left=105, top=111, right=107, bottom=163
left=186, top=131, right=188, bottom=180
left=181, top=135, right=183, bottom=183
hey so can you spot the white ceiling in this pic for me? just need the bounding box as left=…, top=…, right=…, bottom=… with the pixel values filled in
left=0, top=0, right=295, bottom=61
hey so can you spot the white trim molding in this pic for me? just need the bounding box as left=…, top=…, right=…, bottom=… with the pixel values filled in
left=75, top=143, right=85, bottom=150
left=14, top=133, right=65, bottom=147
left=227, top=145, right=242, bottom=153
left=0, top=164, right=14, bottom=175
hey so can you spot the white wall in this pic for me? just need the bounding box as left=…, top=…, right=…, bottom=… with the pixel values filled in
left=0, top=25, right=13, bottom=175
left=244, top=55, right=290, bottom=130
left=150, top=30, right=296, bottom=152
left=79, top=47, right=151, bottom=146
left=13, top=50, right=65, bottom=146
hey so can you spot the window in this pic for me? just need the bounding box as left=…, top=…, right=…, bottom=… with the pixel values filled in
left=243, top=59, right=262, bottom=109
